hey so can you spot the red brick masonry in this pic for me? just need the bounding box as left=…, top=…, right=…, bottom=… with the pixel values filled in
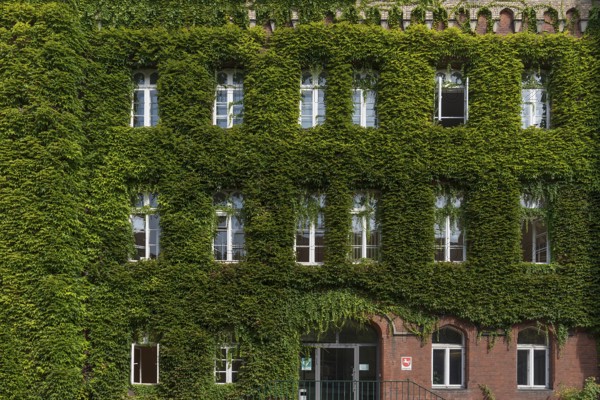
left=371, top=315, right=598, bottom=400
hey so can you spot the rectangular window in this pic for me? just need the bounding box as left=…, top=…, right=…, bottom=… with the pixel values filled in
left=351, top=193, right=380, bottom=261
left=131, top=343, right=159, bottom=385
left=434, top=70, right=468, bottom=127
left=522, top=70, right=549, bottom=129
left=214, top=70, right=244, bottom=128
left=521, top=196, right=550, bottom=263
left=300, top=69, right=326, bottom=128
left=215, top=346, right=242, bottom=384
left=352, top=71, right=378, bottom=127
left=214, top=192, right=245, bottom=262
left=295, top=194, right=325, bottom=264
left=132, top=71, right=159, bottom=127
left=130, top=193, right=160, bottom=261
left=434, top=195, right=465, bottom=262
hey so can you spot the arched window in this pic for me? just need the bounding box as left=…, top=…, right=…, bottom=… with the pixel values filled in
left=214, top=70, right=244, bottom=128
left=521, top=70, right=549, bottom=129
left=295, top=193, right=325, bottom=265
left=566, top=8, right=582, bottom=37
left=434, top=69, right=468, bottom=127
left=432, top=327, right=465, bottom=388
left=498, top=9, right=515, bottom=35
left=132, top=70, right=159, bottom=127
left=517, top=329, right=549, bottom=388
left=300, top=69, right=327, bottom=128
left=130, top=193, right=160, bottom=261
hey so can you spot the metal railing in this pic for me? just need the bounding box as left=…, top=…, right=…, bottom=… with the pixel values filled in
left=249, top=380, right=446, bottom=400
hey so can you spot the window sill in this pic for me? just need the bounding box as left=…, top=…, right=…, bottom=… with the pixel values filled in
left=297, top=262, right=324, bottom=266
left=432, top=385, right=465, bottom=390
left=517, top=386, right=550, bottom=390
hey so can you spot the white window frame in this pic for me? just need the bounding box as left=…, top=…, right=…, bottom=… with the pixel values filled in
left=435, top=196, right=466, bottom=262
left=521, top=70, right=550, bottom=129
left=213, top=192, right=245, bottom=262
left=213, top=70, right=244, bottom=128
left=131, top=70, right=158, bottom=127
left=431, top=328, right=465, bottom=388
left=131, top=342, right=159, bottom=385
left=295, top=194, right=325, bottom=265
left=434, top=70, right=468, bottom=126
left=351, top=193, right=380, bottom=261
left=517, top=330, right=549, bottom=389
left=130, top=193, right=160, bottom=261
left=215, top=345, right=242, bottom=384
left=520, top=196, right=550, bottom=264
left=299, top=69, right=326, bottom=128
left=352, top=71, right=378, bottom=127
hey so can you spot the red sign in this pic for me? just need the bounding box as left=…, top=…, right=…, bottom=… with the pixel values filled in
left=401, top=356, right=412, bottom=370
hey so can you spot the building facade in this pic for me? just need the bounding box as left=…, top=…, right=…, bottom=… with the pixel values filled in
left=0, top=1, right=599, bottom=399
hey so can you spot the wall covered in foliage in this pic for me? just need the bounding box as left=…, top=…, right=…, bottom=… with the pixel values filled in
left=0, top=1, right=599, bottom=398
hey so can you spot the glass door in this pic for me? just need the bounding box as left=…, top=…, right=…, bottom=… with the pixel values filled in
left=320, top=347, right=355, bottom=400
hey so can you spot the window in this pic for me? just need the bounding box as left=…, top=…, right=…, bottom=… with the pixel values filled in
left=214, top=192, right=245, bottom=262
left=352, top=71, right=377, bottom=127
left=434, top=69, right=468, bottom=127
left=130, top=193, right=160, bottom=261
left=131, top=343, right=159, bottom=385
left=132, top=71, right=159, bottom=127
left=215, top=346, right=242, bottom=384
left=300, top=69, right=326, bottom=128
left=517, top=329, right=549, bottom=388
left=521, top=196, right=550, bottom=263
left=432, top=327, right=464, bottom=388
left=295, top=194, right=325, bottom=265
left=351, top=193, right=380, bottom=261
left=522, top=70, right=549, bottom=129
left=435, top=195, right=465, bottom=262
left=214, top=70, right=244, bottom=128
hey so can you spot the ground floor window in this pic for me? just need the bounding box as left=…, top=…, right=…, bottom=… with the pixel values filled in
left=215, top=346, right=242, bottom=384
left=432, top=327, right=464, bottom=388
left=517, top=329, right=549, bottom=388
left=131, top=343, right=159, bottom=384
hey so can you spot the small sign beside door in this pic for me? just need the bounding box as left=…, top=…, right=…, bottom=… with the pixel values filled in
left=401, top=356, right=412, bottom=371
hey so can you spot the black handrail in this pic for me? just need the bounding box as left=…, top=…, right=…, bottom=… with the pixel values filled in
left=249, top=380, right=446, bottom=400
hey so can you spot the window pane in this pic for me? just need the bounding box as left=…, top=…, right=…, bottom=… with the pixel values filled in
left=433, top=328, right=462, bottom=344
left=150, top=90, right=158, bottom=126
left=296, top=246, right=310, bottom=263
left=449, top=219, right=464, bottom=262
left=521, top=220, right=534, bottom=262
left=449, top=349, right=462, bottom=385
left=366, top=90, right=377, bottom=127
left=215, top=372, right=227, bottom=383
left=352, top=90, right=361, bottom=125
left=518, top=329, right=546, bottom=345
left=517, top=350, right=529, bottom=385
left=432, top=349, right=445, bottom=385
left=301, top=90, right=313, bottom=128
left=134, top=73, right=145, bottom=85
left=316, top=89, right=325, bottom=125
left=133, top=90, right=145, bottom=127
left=533, top=350, right=546, bottom=386
left=534, top=219, right=548, bottom=263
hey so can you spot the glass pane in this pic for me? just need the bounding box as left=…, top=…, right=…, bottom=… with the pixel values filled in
left=149, top=72, right=158, bottom=85
left=316, top=89, right=325, bottom=125
left=433, top=328, right=462, bottom=344
left=233, top=72, right=244, bottom=85
left=366, top=90, right=377, bottom=127
left=352, top=90, right=361, bottom=125
left=214, top=230, right=227, bottom=260
left=217, top=72, right=227, bottom=85
left=134, top=73, right=145, bottom=85
left=149, top=193, right=158, bottom=208
left=449, top=349, right=462, bottom=385
left=432, top=349, right=445, bottom=385
left=215, top=372, right=227, bottom=383
left=518, top=329, right=546, bottom=345
left=533, top=350, right=546, bottom=386
left=133, top=90, right=145, bottom=127
left=150, top=90, right=158, bottom=126
left=517, top=350, right=529, bottom=385
left=296, top=246, right=309, bottom=263
left=521, top=220, right=534, bottom=262
left=534, top=219, right=548, bottom=263
left=296, top=230, right=310, bottom=246
left=449, top=219, right=464, bottom=262
left=302, top=71, right=312, bottom=85
left=301, top=90, right=313, bottom=128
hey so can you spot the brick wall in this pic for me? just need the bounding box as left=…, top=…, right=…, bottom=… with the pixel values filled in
left=371, top=316, right=598, bottom=400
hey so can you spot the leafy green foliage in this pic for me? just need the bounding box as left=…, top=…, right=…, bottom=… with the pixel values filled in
left=1, top=2, right=599, bottom=399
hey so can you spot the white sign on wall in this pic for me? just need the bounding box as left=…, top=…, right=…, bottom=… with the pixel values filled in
left=401, top=356, right=412, bottom=371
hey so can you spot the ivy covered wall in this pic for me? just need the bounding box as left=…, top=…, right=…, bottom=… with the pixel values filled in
left=0, top=1, right=600, bottom=398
